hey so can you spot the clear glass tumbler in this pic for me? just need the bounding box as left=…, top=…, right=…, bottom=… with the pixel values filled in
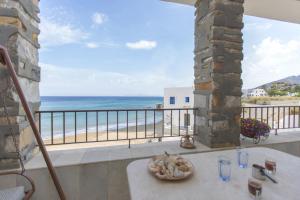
left=237, top=150, right=249, bottom=168
left=218, top=156, right=231, bottom=182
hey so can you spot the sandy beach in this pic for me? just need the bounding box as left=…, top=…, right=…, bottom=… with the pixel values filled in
left=44, top=121, right=193, bottom=149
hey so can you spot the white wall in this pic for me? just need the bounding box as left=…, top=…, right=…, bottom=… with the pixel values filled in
left=163, top=87, right=194, bottom=129
left=164, top=87, right=194, bottom=109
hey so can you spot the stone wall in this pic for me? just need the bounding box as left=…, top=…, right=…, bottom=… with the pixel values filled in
left=0, top=0, right=40, bottom=169
left=194, top=0, right=244, bottom=148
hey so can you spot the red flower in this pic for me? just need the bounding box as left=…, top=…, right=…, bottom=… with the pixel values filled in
left=241, top=118, right=270, bottom=138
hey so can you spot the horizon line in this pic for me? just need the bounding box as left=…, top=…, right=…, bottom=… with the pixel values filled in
left=41, top=95, right=163, bottom=97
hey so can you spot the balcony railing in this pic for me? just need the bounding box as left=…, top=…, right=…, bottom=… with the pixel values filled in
left=36, top=108, right=197, bottom=146
left=36, top=105, right=300, bottom=146
left=242, top=106, right=300, bottom=132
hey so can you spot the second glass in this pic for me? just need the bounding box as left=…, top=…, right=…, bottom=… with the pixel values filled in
left=218, top=156, right=231, bottom=182
left=237, top=150, right=249, bottom=168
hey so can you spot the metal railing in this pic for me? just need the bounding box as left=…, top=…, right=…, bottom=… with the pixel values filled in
left=242, top=106, right=300, bottom=132
left=36, top=105, right=300, bottom=146
left=36, top=108, right=197, bottom=146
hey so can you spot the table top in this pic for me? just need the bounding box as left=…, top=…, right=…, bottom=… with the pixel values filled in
left=127, top=147, right=300, bottom=200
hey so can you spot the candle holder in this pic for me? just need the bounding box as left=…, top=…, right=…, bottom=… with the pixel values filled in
left=180, top=135, right=196, bottom=149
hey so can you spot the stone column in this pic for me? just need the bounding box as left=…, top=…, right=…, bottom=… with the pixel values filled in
left=194, top=0, right=243, bottom=148
left=0, top=0, right=40, bottom=169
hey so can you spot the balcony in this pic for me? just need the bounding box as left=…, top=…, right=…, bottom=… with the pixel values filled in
left=2, top=106, right=298, bottom=199
left=18, top=130, right=300, bottom=200
left=1, top=0, right=300, bottom=199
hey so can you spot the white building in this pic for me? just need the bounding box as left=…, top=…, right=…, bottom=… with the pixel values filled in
left=287, top=92, right=298, bottom=97
left=248, top=88, right=268, bottom=97
left=163, top=87, right=194, bottom=130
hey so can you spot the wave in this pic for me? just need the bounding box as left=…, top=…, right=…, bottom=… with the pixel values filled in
left=42, top=119, right=162, bottom=140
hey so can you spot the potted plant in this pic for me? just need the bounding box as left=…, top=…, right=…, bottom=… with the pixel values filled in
left=241, top=118, right=271, bottom=144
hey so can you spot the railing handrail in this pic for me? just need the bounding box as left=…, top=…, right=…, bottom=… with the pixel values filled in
left=35, top=107, right=198, bottom=113
left=243, top=105, right=300, bottom=108
left=35, top=106, right=300, bottom=113
left=0, top=45, right=66, bottom=199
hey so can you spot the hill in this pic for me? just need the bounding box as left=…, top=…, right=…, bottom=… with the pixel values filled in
left=256, top=75, right=300, bottom=90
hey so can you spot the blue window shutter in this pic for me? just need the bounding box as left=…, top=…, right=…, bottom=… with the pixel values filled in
left=185, top=97, right=190, bottom=103
left=169, top=97, right=175, bottom=105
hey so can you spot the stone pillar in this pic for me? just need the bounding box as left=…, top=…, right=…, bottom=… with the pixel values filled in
left=194, top=0, right=243, bottom=148
left=0, top=0, right=40, bottom=169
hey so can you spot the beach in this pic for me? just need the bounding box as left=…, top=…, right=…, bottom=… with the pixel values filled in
left=44, top=121, right=194, bottom=149
left=39, top=96, right=193, bottom=149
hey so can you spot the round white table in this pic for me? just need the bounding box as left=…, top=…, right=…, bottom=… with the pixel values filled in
left=127, top=147, right=300, bottom=200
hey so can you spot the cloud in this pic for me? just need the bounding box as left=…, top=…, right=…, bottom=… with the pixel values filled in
left=40, top=63, right=191, bottom=96
left=126, top=40, right=157, bottom=50
left=85, top=41, right=120, bottom=49
left=242, top=37, right=300, bottom=89
left=40, top=17, right=88, bottom=47
left=92, top=12, right=107, bottom=25
left=86, top=42, right=99, bottom=49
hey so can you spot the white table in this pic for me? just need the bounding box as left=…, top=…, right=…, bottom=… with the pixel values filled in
left=127, top=147, right=300, bottom=200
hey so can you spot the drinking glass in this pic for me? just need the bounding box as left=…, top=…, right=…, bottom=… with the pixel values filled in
left=218, top=156, right=231, bottom=182
left=237, top=149, right=249, bottom=168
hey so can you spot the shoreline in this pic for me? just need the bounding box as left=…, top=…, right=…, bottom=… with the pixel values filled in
left=43, top=121, right=193, bottom=147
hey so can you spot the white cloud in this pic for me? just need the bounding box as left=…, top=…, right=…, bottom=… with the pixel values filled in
left=242, top=37, right=300, bottom=89
left=40, top=63, right=191, bottom=96
left=86, top=42, right=99, bottom=49
left=40, top=17, right=88, bottom=47
left=85, top=41, right=120, bottom=49
left=126, top=40, right=157, bottom=50
left=92, top=12, right=107, bottom=25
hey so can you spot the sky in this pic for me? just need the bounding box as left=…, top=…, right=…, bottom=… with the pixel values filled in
left=39, top=0, right=300, bottom=96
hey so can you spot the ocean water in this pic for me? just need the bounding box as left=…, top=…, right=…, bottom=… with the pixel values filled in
left=40, top=96, right=163, bottom=139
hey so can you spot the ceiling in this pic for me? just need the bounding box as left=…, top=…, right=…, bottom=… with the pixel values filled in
left=162, top=0, right=300, bottom=24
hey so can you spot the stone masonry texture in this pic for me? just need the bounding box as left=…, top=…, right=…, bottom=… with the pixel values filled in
left=0, top=0, right=40, bottom=170
left=194, top=0, right=244, bottom=148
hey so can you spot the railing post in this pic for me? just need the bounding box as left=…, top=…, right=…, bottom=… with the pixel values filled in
left=63, top=112, right=65, bottom=144
left=107, top=111, right=109, bottom=140
left=51, top=112, right=54, bottom=145
left=117, top=111, right=119, bottom=140
left=126, top=111, right=129, bottom=139
left=145, top=110, right=147, bottom=138
left=38, top=112, right=41, bottom=136
left=96, top=111, right=99, bottom=142
left=85, top=112, right=88, bottom=142
left=154, top=110, right=156, bottom=138
left=178, top=110, right=181, bottom=136
left=193, top=108, right=196, bottom=136
left=75, top=112, right=77, bottom=143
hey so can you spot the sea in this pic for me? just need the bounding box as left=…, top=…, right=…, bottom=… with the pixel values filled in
left=40, top=96, right=163, bottom=139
